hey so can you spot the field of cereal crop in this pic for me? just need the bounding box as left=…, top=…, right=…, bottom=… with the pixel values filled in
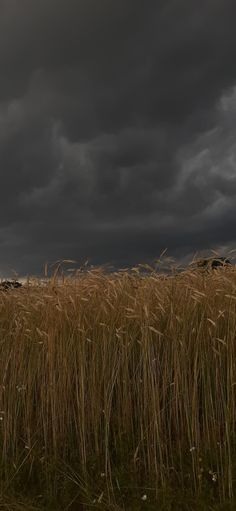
left=0, top=259, right=236, bottom=510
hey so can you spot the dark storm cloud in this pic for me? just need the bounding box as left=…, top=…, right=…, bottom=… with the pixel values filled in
left=0, top=0, right=236, bottom=276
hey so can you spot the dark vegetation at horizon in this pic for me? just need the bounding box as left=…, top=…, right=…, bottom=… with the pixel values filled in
left=2, top=252, right=236, bottom=284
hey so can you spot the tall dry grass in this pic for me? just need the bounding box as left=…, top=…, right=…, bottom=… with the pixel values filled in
left=0, top=262, right=236, bottom=507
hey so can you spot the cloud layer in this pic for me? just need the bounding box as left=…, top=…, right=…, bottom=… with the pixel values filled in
left=0, top=0, right=236, bottom=276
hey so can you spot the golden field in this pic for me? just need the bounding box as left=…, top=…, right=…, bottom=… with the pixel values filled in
left=0, top=259, right=236, bottom=510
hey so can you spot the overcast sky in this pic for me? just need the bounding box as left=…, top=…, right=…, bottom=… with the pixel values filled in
left=0, top=0, right=236, bottom=277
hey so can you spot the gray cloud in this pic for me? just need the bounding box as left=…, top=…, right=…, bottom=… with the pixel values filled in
left=0, top=0, right=236, bottom=276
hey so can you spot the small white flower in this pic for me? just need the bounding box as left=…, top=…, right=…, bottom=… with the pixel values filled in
left=141, top=494, right=147, bottom=501
left=16, top=385, right=27, bottom=392
left=190, top=446, right=196, bottom=452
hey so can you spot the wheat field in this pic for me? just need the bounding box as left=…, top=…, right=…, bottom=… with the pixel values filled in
left=0, top=260, right=236, bottom=509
